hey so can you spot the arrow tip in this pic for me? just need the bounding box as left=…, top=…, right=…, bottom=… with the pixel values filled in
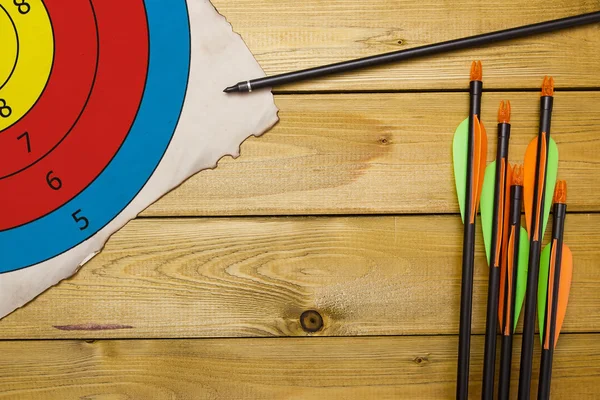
left=470, top=60, right=482, bottom=81
left=554, top=180, right=567, bottom=204
left=498, top=100, right=511, bottom=123
left=223, top=85, right=240, bottom=93
left=541, top=76, right=555, bottom=97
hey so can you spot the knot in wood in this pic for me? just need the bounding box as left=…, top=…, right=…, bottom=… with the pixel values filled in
left=413, top=355, right=429, bottom=365
left=300, top=310, right=323, bottom=333
left=379, top=136, right=390, bottom=145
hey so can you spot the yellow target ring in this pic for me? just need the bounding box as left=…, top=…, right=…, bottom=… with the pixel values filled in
left=0, top=0, right=53, bottom=130
left=0, top=5, right=18, bottom=88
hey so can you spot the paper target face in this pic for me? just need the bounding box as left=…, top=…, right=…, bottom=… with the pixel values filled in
left=0, top=0, right=190, bottom=272
left=0, top=0, right=192, bottom=273
left=0, top=0, right=278, bottom=319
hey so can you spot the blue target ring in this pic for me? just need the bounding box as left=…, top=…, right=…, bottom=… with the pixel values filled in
left=0, top=0, right=190, bottom=272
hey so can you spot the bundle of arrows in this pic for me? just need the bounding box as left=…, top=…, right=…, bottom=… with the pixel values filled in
left=452, top=64, right=573, bottom=400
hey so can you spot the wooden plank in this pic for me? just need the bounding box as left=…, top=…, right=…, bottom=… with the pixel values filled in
left=145, top=92, right=600, bottom=216
left=1, top=215, right=598, bottom=339
left=211, top=0, right=600, bottom=91
left=1, top=335, right=599, bottom=399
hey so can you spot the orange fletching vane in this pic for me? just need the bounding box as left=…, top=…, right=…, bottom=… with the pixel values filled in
left=498, top=259, right=506, bottom=328
left=506, top=227, right=516, bottom=335
left=534, top=134, right=548, bottom=241
left=469, top=115, right=487, bottom=223
left=498, top=165, right=514, bottom=332
left=544, top=241, right=558, bottom=350
left=523, top=134, right=547, bottom=239
left=523, top=137, right=538, bottom=234
left=554, top=245, right=573, bottom=348
left=499, top=163, right=513, bottom=268
left=493, top=160, right=511, bottom=267
left=544, top=242, right=574, bottom=350
left=500, top=225, right=516, bottom=335
left=493, top=159, right=506, bottom=267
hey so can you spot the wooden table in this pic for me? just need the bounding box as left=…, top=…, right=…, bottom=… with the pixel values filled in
left=2, top=1, right=599, bottom=398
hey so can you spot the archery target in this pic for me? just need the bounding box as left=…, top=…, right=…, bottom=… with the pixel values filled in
left=0, top=0, right=211, bottom=273
left=0, top=0, right=278, bottom=320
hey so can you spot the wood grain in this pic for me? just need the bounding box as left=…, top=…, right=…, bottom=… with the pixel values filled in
left=145, top=92, right=600, bottom=217
left=1, top=335, right=599, bottom=399
left=2, top=215, right=598, bottom=339
left=4, top=1, right=599, bottom=397
left=211, top=0, right=600, bottom=91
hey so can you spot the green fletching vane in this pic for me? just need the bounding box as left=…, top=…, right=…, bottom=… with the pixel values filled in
left=453, top=117, right=469, bottom=223
left=542, top=138, right=559, bottom=234
left=480, top=161, right=496, bottom=266
left=537, top=243, right=552, bottom=343
left=513, top=226, right=530, bottom=330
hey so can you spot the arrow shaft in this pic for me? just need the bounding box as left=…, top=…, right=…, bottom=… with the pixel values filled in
left=538, top=349, right=554, bottom=400
left=540, top=96, right=554, bottom=139
left=547, top=203, right=566, bottom=347
left=227, top=12, right=600, bottom=92
left=498, top=184, right=524, bottom=400
left=502, top=226, right=515, bottom=335
left=483, top=268, right=501, bottom=399
left=538, top=203, right=567, bottom=400
left=498, top=334, right=514, bottom=400
left=519, top=96, right=554, bottom=400
left=544, top=242, right=559, bottom=349
left=457, top=79, right=482, bottom=400
left=468, top=81, right=484, bottom=223
left=519, top=239, right=542, bottom=400
left=458, top=223, right=476, bottom=399
left=504, top=184, right=524, bottom=333
left=483, top=123, right=511, bottom=399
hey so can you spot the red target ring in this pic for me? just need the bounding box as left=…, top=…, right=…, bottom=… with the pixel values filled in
left=1, top=0, right=190, bottom=272
left=0, top=0, right=97, bottom=178
left=0, top=0, right=149, bottom=230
